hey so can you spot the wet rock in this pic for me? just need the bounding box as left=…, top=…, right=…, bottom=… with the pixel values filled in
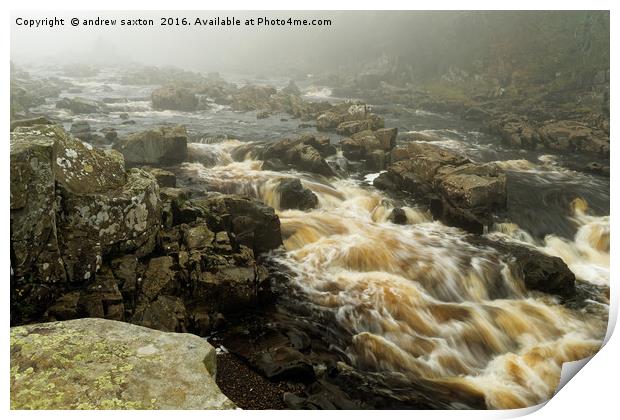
left=115, top=125, right=188, bottom=166
left=277, top=178, right=319, bottom=210
left=388, top=208, right=408, bottom=224
left=484, top=240, right=576, bottom=298
left=56, top=97, right=106, bottom=114
left=10, top=319, right=235, bottom=409
left=151, top=85, right=199, bottom=111
left=261, top=137, right=336, bottom=177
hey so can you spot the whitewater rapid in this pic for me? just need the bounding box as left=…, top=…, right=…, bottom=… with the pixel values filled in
left=176, top=140, right=609, bottom=409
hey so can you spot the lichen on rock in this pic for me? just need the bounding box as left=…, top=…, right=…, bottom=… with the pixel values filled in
left=10, top=318, right=235, bottom=409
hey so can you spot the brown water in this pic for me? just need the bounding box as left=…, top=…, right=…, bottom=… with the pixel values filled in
left=177, top=140, right=609, bottom=409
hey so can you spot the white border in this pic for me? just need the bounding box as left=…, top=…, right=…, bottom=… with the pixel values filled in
left=2, top=2, right=617, bottom=419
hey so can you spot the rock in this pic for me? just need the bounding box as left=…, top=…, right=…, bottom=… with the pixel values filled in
left=230, top=85, right=277, bottom=111
left=115, top=125, right=188, bottom=166
left=437, top=163, right=507, bottom=210
left=10, top=319, right=235, bottom=409
left=10, top=124, right=162, bottom=325
left=277, top=178, right=319, bottom=210
left=10, top=126, right=66, bottom=289
left=301, top=135, right=337, bottom=158
left=388, top=208, right=407, bottom=224
left=143, top=167, right=177, bottom=188
left=184, top=225, right=215, bottom=249
left=538, top=120, right=609, bottom=154
left=336, top=117, right=384, bottom=136
left=374, top=127, right=398, bottom=150
left=57, top=166, right=161, bottom=282
left=340, top=129, right=395, bottom=164
left=374, top=143, right=506, bottom=233
left=139, top=256, right=176, bottom=301
left=194, top=194, right=283, bottom=254
left=262, top=137, right=336, bottom=177
left=151, top=85, right=198, bottom=111
left=316, top=111, right=345, bottom=131
left=132, top=295, right=187, bottom=332
left=483, top=241, right=576, bottom=297
left=256, top=110, right=270, bottom=119
left=56, top=97, right=106, bottom=114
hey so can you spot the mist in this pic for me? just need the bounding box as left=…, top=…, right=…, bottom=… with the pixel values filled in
left=12, top=10, right=608, bottom=79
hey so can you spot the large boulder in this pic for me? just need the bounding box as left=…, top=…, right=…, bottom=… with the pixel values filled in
left=115, top=125, right=188, bottom=166
left=151, top=85, right=199, bottom=111
left=10, top=124, right=162, bottom=322
left=10, top=319, right=235, bottom=409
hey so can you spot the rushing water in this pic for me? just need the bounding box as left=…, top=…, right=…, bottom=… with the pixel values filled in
left=22, top=67, right=610, bottom=409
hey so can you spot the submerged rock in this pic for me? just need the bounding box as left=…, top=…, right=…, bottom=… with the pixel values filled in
left=115, top=125, right=188, bottom=166
left=10, top=318, right=235, bottom=409
left=151, top=85, right=199, bottom=111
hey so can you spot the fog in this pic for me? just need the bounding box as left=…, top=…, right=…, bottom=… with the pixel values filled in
left=11, top=10, right=609, bottom=83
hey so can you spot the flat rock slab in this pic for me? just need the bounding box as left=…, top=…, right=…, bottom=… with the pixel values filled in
left=10, top=318, right=235, bottom=409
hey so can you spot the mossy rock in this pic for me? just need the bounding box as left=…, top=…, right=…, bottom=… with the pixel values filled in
left=10, top=318, right=235, bottom=409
